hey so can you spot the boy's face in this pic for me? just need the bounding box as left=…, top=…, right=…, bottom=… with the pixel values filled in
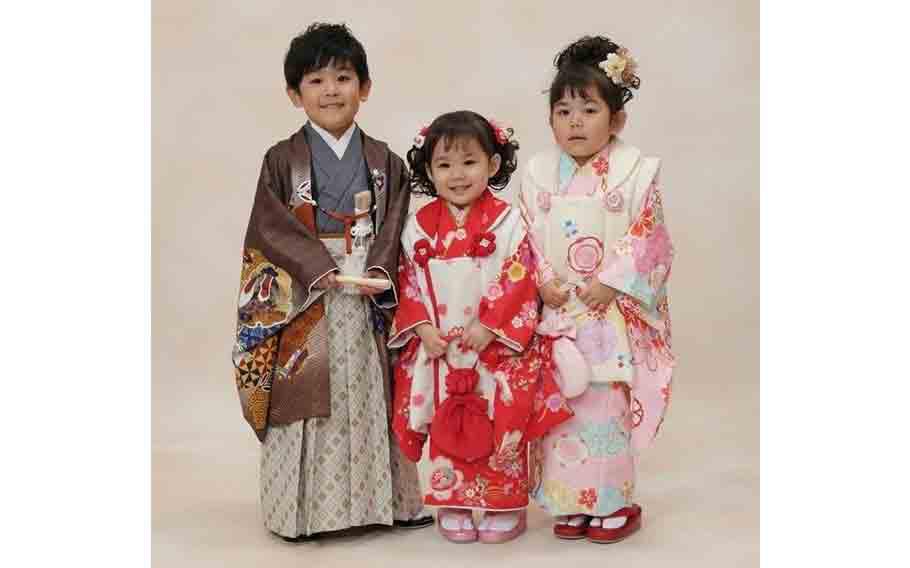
left=550, top=86, right=625, bottom=165
left=287, top=60, right=371, bottom=138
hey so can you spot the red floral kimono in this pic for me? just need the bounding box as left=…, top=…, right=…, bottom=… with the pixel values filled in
left=389, top=190, right=573, bottom=511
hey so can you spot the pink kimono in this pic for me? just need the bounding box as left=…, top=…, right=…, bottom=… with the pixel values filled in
left=520, top=138, right=675, bottom=517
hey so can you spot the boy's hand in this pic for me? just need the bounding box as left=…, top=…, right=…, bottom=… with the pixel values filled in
left=416, top=323, right=448, bottom=359
left=357, top=269, right=390, bottom=296
left=462, top=321, right=496, bottom=353
left=540, top=279, right=570, bottom=309
left=576, top=279, right=618, bottom=311
left=314, top=272, right=338, bottom=290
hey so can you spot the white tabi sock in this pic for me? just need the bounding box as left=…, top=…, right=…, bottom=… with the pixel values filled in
left=479, top=512, right=519, bottom=532
left=590, top=516, right=627, bottom=529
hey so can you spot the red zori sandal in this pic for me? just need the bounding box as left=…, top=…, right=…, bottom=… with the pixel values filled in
left=586, top=505, right=642, bottom=544
left=553, top=515, right=591, bottom=540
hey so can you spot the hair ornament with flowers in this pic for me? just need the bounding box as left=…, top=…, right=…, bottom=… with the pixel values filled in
left=599, top=47, right=639, bottom=88
left=550, top=35, right=641, bottom=111
left=413, top=124, right=430, bottom=149
left=488, top=119, right=516, bottom=146
left=411, top=119, right=517, bottom=151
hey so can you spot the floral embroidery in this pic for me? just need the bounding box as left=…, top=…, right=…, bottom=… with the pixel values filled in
left=427, top=457, right=465, bottom=501
left=455, top=477, right=489, bottom=507
left=486, top=282, right=504, bottom=301
left=506, top=261, right=527, bottom=283
left=661, top=382, right=672, bottom=403
left=553, top=433, right=589, bottom=467
left=411, top=393, right=426, bottom=407
left=604, top=189, right=624, bottom=212
left=633, top=224, right=672, bottom=275
left=488, top=431, right=524, bottom=479
left=592, top=155, right=609, bottom=176
left=469, top=232, right=497, bottom=257
left=567, top=236, right=604, bottom=276
left=578, top=488, right=598, bottom=509
left=629, top=205, right=655, bottom=238
left=578, top=418, right=629, bottom=457
left=561, top=219, right=579, bottom=238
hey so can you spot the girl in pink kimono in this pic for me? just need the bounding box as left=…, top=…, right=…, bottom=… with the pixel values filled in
left=520, top=36, right=676, bottom=544
left=390, top=111, right=572, bottom=544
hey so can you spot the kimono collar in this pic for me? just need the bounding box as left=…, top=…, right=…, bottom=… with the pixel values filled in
left=307, top=121, right=358, bottom=160
left=415, top=189, right=511, bottom=241
left=558, top=136, right=641, bottom=191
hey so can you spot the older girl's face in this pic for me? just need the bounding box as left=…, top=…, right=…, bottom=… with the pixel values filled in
left=550, top=86, right=624, bottom=165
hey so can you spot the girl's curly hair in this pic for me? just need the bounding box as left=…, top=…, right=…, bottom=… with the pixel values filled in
left=406, top=110, right=519, bottom=197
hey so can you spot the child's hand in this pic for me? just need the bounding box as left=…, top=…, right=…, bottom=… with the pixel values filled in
left=357, top=270, right=390, bottom=296
left=462, top=321, right=496, bottom=353
left=314, top=272, right=338, bottom=290
left=576, top=279, right=618, bottom=311
left=416, top=323, right=448, bottom=359
left=540, top=279, right=570, bottom=309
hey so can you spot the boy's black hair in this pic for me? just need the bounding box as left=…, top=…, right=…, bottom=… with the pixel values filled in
left=406, top=111, right=520, bottom=198
left=549, top=35, right=640, bottom=114
left=284, top=22, right=370, bottom=91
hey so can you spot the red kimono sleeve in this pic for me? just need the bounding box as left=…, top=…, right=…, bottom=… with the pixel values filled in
left=388, top=250, right=431, bottom=462
left=478, top=236, right=539, bottom=352
left=388, top=251, right=433, bottom=348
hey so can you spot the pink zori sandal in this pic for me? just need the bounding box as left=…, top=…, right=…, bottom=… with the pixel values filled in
left=437, top=508, right=477, bottom=543
left=478, top=509, right=527, bottom=544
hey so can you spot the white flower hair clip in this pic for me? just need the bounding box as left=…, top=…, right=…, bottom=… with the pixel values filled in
left=599, top=47, right=638, bottom=88
left=413, top=125, right=430, bottom=149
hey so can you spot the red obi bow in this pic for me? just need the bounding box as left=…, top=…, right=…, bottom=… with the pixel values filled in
left=430, top=367, right=494, bottom=463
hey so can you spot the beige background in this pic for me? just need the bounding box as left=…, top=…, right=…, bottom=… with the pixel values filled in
left=153, top=0, right=758, bottom=565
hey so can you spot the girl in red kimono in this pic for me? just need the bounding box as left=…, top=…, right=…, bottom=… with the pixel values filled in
left=388, top=111, right=573, bottom=543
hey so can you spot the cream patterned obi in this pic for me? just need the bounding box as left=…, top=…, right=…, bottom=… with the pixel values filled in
left=544, top=192, right=633, bottom=384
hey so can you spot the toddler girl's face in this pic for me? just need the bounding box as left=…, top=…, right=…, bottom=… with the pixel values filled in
left=550, top=86, right=617, bottom=165
left=428, top=136, right=501, bottom=209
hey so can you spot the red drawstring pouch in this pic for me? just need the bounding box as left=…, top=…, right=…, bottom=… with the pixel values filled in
left=430, top=366, right=494, bottom=463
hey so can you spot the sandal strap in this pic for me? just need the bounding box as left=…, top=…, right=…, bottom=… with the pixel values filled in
left=605, top=504, right=641, bottom=518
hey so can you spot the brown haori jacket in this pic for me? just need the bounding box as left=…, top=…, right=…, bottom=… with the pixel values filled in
left=233, top=125, right=411, bottom=441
